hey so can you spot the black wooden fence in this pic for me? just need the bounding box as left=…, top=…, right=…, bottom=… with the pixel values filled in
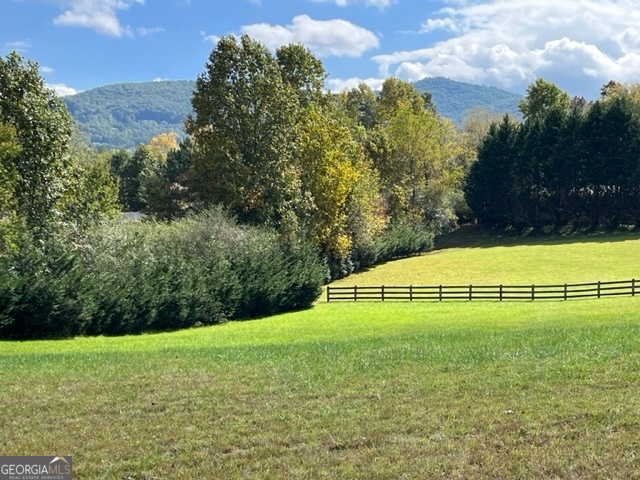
left=326, top=279, right=638, bottom=302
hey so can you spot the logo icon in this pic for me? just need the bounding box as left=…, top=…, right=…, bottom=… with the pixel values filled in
left=0, top=456, right=72, bottom=480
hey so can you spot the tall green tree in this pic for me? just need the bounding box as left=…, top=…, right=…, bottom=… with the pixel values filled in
left=336, top=83, right=378, bottom=130
left=185, top=35, right=300, bottom=229
left=465, top=116, right=519, bottom=225
left=0, top=122, right=21, bottom=249
left=276, top=43, right=327, bottom=109
left=0, top=52, right=74, bottom=235
left=518, top=78, right=570, bottom=123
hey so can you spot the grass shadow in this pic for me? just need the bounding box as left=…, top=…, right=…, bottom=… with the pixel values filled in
left=434, top=224, right=640, bottom=250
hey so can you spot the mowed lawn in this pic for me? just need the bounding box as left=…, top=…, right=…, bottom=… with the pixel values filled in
left=2, top=229, right=640, bottom=479
left=328, top=226, right=640, bottom=289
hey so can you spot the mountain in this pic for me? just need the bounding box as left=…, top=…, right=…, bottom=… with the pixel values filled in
left=64, top=77, right=523, bottom=150
left=64, top=80, right=195, bottom=150
left=413, top=77, right=523, bottom=125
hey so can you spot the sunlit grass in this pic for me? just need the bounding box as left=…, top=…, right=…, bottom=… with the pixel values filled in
left=328, top=226, right=640, bottom=290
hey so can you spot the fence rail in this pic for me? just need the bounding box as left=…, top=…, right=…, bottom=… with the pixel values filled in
left=326, top=279, right=638, bottom=302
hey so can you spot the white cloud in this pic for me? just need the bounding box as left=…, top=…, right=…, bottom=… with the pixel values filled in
left=52, top=0, right=145, bottom=37
left=3, top=40, right=31, bottom=54
left=47, top=83, right=80, bottom=96
left=200, top=31, right=221, bottom=44
left=152, top=77, right=168, bottom=82
left=373, top=0, right=640, bottom=98
left=241, top=15, right=379, bottom=57
left=137, top=27, right=164, bottom=37
left=40, top=65, right=54, bottom=73
left=310, top=0, right=394, bottom=8
left=326, top=76, right=385, bottom=92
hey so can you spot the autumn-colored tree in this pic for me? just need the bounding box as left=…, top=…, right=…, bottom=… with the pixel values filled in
left=148, top=132, right=179, bottom=160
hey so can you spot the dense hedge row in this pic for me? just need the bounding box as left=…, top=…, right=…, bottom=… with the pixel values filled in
left=0, top=210, right=325, bottom=339
left=329, top=222, right=434, bottom=279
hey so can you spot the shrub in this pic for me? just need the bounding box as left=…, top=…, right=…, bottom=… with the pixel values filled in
left=0, top=208, right=325, bottom=339
left=0, top=233, right=88, bottom=339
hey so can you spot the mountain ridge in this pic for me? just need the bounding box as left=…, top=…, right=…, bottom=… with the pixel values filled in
left=64, top=77, right=523, bottom=150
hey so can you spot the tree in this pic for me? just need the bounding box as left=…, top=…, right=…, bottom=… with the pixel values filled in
left=337, top=83, right=378, bottom=130
left=110, top=145, right=153, bottom=212
left=60, top=135, right=120, bottom=227
left=0, top=52, right=74, bottom=235
left=276, top=43, right=327, bottom=109
left=297, top=106, right=368, bottom=259
left=381, top=99, right=460, bottom=229
left=148, top=132, right=178, bottom=160
left=141, top=137, right=194, bottom=220
left=0, top=122, right=21, bottom=249
left=465, top=116, right=519, bottom=225
left=185, top=35, right=300, bottom=229
left=377, top=77, right=425, bottom=122
left=518, top=78, right=570, bottom=123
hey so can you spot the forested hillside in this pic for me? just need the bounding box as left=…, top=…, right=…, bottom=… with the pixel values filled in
left=64, top=80, right=194, bottom=149
left=65, top=77, right=522, bottom=149
left=414, top=77, right=522, bottom=124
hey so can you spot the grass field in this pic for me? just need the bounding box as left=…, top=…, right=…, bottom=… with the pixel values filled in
left=328, top=226, right=640, bottom=289
left=2, top=228, right=640, bottom=479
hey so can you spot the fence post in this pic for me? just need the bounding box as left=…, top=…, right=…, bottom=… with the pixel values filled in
left=499, top=284, right=503, bottom=302
left=409, top=285, right=413, bottom=302
left=597, top=281, right=601, bottom=299
left=531, top=284, right=535, bottom=301
left=633, top=279, right=636, bottom=297
left=564, top=283, right=567, bottom=301
left=381, top=285, right=385, bottom=302
left=327, top=286, right=330, bottom=303
left=439, top=285, right=443, bottom=302
left=469, top=284, right=472, bottom=301
left=354, top=285, right=357, bottom=302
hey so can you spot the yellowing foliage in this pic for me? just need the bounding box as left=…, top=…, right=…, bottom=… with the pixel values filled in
left=148, top=132, right=178, bottom=160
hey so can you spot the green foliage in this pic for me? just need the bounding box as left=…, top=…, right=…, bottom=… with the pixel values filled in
left=186, top=35, right=300, bottom=229
left=518, top=77, right=570, bottom=123
left=110, top=145, right=156, bottom=212
left=64, top=80, right=194, bottom=149
left=60, top=136, right=120, bottom=226
left=0, top=232, right=88, bottom=339
left=0, top=52, right=74, bottom=236
left=0, top=209, right=324, bottom=339
left=0, top=122, right=21, bottom=249
left=465, top=80, right=640, bottom=230
left=141, top=137, right=194, bottom=220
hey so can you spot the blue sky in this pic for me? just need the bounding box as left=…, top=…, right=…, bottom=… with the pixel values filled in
left=3, top=0, right=640, bottom=99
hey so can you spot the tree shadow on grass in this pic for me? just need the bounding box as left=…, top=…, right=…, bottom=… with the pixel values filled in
left=434, top=224, right=640, bottom=250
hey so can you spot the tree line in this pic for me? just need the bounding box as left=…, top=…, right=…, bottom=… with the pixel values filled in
left=0, top=40, right=472, bottom=338
left=465, top=79, right=640, bottom=230
left=110, top=35, right=470, bottom=277
left=7, top=36, right=634, bottom=338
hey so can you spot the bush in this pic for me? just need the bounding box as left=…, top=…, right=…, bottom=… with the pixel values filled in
left=374, top=222, right=434, bottom=262
left=0, top=233, right=88, bottom=339
left=326, top=222, right=434, bottom=281
left=0, top=209, right=325, bottom=339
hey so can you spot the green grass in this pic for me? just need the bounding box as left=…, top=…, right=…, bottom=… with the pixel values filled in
left=329, top=226, right=640, bottom=289
left=2, top=229, right=640, bottom=479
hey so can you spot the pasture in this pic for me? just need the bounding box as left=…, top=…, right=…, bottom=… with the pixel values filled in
left=2, top=228, right=640, bottom=479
